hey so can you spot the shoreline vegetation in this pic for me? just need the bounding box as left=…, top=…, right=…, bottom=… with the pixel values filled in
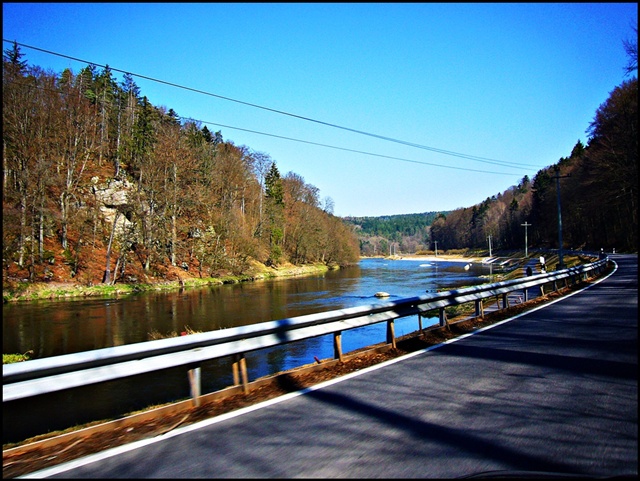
left=1, top=261, right=335, bottom=304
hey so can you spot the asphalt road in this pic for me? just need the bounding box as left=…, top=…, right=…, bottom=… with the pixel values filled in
left=33, top=255, right=638, bottom=479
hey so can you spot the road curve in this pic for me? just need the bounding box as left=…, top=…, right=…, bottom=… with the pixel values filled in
left=32, top=255, right=638, bottom=479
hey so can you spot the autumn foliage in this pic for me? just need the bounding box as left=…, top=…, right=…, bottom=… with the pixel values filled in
left=2, top=43, right=359, bottom=287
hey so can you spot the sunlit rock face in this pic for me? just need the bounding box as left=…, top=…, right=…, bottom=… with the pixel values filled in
left=92, top=177, right=137, bottom=233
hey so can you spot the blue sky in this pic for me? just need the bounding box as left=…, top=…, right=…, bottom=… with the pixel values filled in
left=3, top=3, right=637, bottom=217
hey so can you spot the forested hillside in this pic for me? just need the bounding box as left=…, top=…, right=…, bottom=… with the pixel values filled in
left=344, top=212, right=444, bottom=256
left=2, top=43, right=360, bottom=287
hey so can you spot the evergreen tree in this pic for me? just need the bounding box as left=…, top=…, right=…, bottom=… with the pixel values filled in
left=95, top=65, right=119, bottom=167
left=77, top=64, right=97, bottom=102
left=2, top=41, right=28, bottom=74
left=201, top=125, right=213, bottom=143
left=117, top=73, right=141, bottom=176
left=265, top=163, right=284, bottom=205
left=264, top=162, right=284, bottom=264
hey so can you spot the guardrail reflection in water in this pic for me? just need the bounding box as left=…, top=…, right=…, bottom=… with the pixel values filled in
left=3, top=259, right=609, bottom=407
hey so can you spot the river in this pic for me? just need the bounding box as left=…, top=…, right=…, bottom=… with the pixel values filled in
left=3, top=257, right=495, bottom=443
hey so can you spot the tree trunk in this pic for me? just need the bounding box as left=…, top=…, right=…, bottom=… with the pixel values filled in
left=38, top=209, right=44, bottom=261
left=103, top=211, right=121, bottom=284
left=171, top=214, right=177, bottom=266
left=60, top=192, right=68, bottom=250
left=18, top=194, right=27, bottom=268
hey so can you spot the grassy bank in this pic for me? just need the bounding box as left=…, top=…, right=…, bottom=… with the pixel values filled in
left=2, top=262, right=333, bottom=303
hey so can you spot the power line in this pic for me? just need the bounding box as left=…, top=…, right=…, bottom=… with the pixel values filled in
left=5, top=39, right=542, bottom=171
left=181, top=117, right=523, bottom=176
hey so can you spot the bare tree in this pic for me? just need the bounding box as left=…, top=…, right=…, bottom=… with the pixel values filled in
left=623, top=25, right=637, bottom=76
left=54, top=67, right=99, bottom=251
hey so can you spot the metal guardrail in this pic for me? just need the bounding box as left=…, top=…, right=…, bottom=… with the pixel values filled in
left=3, top=258, right=609, bottom=404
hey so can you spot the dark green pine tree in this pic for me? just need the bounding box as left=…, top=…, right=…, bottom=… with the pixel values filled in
left=116, top=72, right=141, bottom=174
left=265, top=162, right=284, bottom=205
left=94, top=65, right=120, bottom=168
left=3, top=41, right=28, bottom=73
left=76, top=64, right=97, bottom=103
left=131, top=96, right=157, bottom=184
left=264, top=162, right=285, bottom=264
left=201, top=125, right=214, bottom=144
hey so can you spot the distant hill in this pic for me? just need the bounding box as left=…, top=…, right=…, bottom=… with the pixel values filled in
left=343, top=211, right=447, bottom=256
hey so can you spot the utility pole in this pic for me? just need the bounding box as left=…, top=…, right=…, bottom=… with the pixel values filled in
left=521, top=222, right=531, bottom=257
left=487, top=235, right=492, bottom=257
left=553, top=167, right=570, bottom=269
left=434, top=241, right=438, bottom=257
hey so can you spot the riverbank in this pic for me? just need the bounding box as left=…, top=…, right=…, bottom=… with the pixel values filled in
left=2, top=262, right=334, bottom=303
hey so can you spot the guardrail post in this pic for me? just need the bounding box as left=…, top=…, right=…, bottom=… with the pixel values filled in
left=524, top=288, right=529, bottom=302
left=475, top=299, right=483, bottom=318
left=439, top=307, right=449, bottom=330
left=418, top=313, right=424, bottom=333
left=333, top=331, right=343, bottom=362
left=188, top=364, right=201, bottom=407
left=386, top=320, right=396, bottom=349
left=232, top=353, right=249, bottom=394
left=502, top=293, right=508, bottom=309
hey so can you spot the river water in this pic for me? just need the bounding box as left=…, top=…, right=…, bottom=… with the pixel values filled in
left=3, top=258, right=494, bottom=442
